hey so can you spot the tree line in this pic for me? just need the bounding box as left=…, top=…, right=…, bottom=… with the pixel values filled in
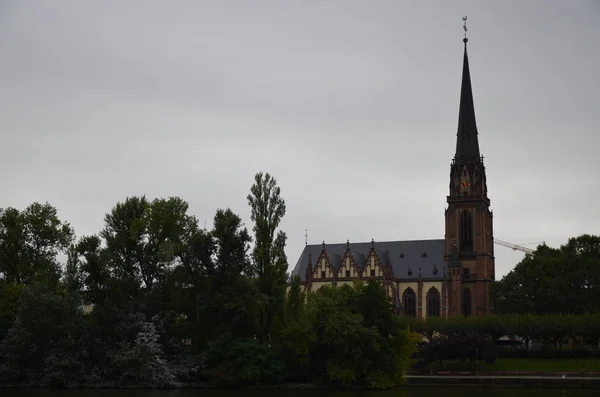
left=0, top=172, right=419, bottom=389
left=404, top=314, right=600, bottom=349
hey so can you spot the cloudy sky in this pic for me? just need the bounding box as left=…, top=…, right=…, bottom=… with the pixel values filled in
left=1, top=0, right=599, bottom=278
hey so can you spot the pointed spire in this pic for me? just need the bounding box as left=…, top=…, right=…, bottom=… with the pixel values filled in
left=455, top=21, right=481, bottom=163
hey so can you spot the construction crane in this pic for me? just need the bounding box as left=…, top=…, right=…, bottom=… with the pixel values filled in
left=493, top=238, right=545, bottom=254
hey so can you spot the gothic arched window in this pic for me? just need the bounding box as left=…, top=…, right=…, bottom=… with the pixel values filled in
left=403, top=288, right=417, bottom=317
left=463, top=288, right=472, bottom=317
left=426, top=287, right=441, bottom=317
left=460, top=210, right=473, bottom=252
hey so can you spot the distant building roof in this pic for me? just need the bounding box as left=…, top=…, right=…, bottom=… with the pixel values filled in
left=291, top=239, right=446, bottom=282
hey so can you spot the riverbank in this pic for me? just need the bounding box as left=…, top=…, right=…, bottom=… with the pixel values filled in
left=405, top=358, right=600, bottom=387
left=405, top=374, right=600, bottom=388
left=5, top=374, right=600, bottom=390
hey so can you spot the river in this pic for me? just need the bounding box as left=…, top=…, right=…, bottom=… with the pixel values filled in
left=1, top=389, right=597, bottom=397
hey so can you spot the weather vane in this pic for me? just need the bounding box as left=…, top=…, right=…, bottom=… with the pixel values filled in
left=462, top=16, right=468, bottom=38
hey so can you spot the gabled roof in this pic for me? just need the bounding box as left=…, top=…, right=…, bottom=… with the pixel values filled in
left=291, top=239, right=446, bottom=282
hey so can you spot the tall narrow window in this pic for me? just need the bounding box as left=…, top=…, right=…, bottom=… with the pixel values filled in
left=460, top=210, right=473, bottom=252
left=463, top=288, right=472, bottom=317
left=426, top=287, right=441, bottom=317
left=403, top=288, right=417, bottom=317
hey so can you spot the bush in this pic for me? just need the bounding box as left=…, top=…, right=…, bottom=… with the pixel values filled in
left=496, top=347, right=600, bottom=359
left=202, top=336, right=286, bottom=386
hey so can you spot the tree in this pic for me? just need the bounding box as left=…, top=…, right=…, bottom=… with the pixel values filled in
left=204, top=208, right=261, bottom=341
left=100, top=196, right=149, bottom=295
left=281, top=283, right=420, bottom=388
left=100, top=196, right=196, bottom=296
left=212, top=209, right=252, bottom=278
left=0, top=280, right=88, bottom=386
left=176, top=222, right=213, bottom=351
left=110, top=322, right=177, bottom=388
left=492, top=235, right=600, bottom=315
left=247, top=172, right=288, bottom=343
left=0, top=202, right=74, bottom=285
left=176, top=208, right=262, bottom=349
left=0, top=282, right=23, bottom=342
left=285, top=275, right=305, bottom=323
left=72, top=235, right=110, bottom=306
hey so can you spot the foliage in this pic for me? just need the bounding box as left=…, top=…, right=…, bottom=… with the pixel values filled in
left=492, top=235, right=600, bottom=315
left=285, top=275, right=305, bottom=323
left=202, top=336, right=286, bottom=385
left=415, top=358, right=600, bottom=372
left=0, top=202, right=74, bottom=285
left=109, top=322, right=178, bottom=388
left=496, top=348, right=600, bottom=359
left=416, top=333, right=497, bottom=369
left=0, top=173, right=420, bottom=389
left=282, top=282, right=420, bottom=389
left=247, top=172, right=288, bottom=343
left=0, top=280, right=88, bottom=387
left=0, top=282, right=23, bottom=342
left=406, top=313, right=600, bottom=354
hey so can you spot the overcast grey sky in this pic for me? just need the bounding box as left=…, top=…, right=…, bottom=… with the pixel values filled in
left=1, top=0, right=599, bottom=278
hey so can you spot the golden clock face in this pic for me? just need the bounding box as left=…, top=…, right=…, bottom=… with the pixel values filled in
left=460, top=179, right=471, bottom=189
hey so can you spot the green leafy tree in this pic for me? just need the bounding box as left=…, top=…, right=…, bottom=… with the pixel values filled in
left=492, top=235, right=600, bottom=315
left=101, top=196, right=149, bottom=295
left=247, top=172, right=288, bottom=343
left=0, top=202, right=74, bottom=285
left=282, top=282, right=420, bottom=389
left=0, top=280, right=88, bottom=386
left=100, top=196, right=196, bottom=298
left=176, top=208, right=263, bottom=349
left=0, top=282, right=24, bottom=342
left=110, top=322, right=177, bottom=388
left=285, top=275, right=305, bottom=323
left=72, top=235, right=111, bottom=306
left=201, top=209, right=263, bottom=341
left=176, top=222, right=214, bottom=351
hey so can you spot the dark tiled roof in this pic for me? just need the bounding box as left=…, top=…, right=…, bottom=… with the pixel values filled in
left=291, top=239, right=446, bottom=282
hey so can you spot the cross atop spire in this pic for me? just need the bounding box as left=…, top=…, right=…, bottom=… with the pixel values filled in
left=455, top=16, right=481, bottom=163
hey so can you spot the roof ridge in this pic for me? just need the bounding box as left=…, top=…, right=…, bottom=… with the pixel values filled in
left=305, top=238, right=444, bottom=246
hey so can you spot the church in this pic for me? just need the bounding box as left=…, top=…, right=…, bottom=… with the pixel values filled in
left=290, top=35, right=495, bottom=318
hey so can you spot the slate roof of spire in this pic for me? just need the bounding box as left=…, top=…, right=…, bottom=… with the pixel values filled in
left=455, top=37, right=481, bottom=163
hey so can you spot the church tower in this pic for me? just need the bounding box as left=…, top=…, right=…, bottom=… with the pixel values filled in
left=444, top=32, right=495, bottom=317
